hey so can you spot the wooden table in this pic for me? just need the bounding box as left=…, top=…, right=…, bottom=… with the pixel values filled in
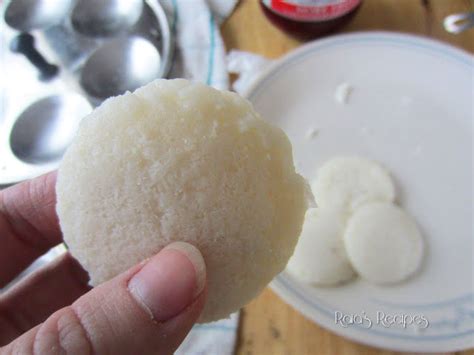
left=221, top=1, right=474, bottom=354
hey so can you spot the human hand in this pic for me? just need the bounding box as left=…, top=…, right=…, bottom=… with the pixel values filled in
left=0, top=172, right=207, bottom=354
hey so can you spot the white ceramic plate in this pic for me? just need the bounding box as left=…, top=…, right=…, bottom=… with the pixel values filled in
left=245, top=32, right=473, bottom=352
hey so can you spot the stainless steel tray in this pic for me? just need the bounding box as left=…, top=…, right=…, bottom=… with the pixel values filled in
left=0, top=0, right=173, bottom=186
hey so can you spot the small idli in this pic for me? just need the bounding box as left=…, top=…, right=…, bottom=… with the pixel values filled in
left=343, top=202, right=424, bottom=284
left=56, top=79, right=310, bottom=322
left=312, top=156, right=395, bottom=212
left=287, top=208, right=355, bottom=286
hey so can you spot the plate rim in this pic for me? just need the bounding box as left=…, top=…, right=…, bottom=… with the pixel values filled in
left=271, top=275, right=474, bottom=352
left=242, top=30, right=473, bottom=100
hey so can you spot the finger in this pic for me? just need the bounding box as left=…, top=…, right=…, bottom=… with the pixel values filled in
left=2, top=242, right=207, bottom=355
left=0, top=171, right=62, bottom=287
left=0, top=253, right=90, bottom=345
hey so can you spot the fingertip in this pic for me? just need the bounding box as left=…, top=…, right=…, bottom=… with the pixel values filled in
left=163, top=242, right=206, bottom=298
left=128, top=242, right=206, bottom=322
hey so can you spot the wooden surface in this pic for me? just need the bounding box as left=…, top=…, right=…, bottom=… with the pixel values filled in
left=221, top=1, right=474, bottom=355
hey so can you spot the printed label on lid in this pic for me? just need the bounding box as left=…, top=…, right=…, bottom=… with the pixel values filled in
left=262, top=0, right=361, bottom=22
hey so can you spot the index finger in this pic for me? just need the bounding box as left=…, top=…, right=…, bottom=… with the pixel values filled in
left=0, top=171, right=62, bottom=287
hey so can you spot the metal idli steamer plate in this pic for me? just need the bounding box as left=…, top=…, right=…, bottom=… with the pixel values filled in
left=0, top=0, right=173, bottom=186
left=80, top=0, right=173, bottom=103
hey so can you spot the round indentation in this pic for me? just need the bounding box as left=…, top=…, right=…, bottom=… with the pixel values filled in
left=71, top=0, right=143, bottom=37
left=10, top=95, right=92, bottom=164
left=5, top=0, right=73, bottom=31
left=80, top=36, right=161, bottom=100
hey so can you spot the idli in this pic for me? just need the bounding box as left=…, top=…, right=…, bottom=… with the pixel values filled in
left=344, top=202, right=423, bottom=284
left=312, top=156, right=395, bottom=212
left=56, top=79, right=310, bottom=322
left=287, top=208, right=355, bottom=286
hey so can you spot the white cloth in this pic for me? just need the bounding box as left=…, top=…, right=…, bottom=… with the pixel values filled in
left=176, top=313, right=239, bottom=355
left=160, top=0, right=237, bottom=90
left=226, top=49, right=272, bottom=94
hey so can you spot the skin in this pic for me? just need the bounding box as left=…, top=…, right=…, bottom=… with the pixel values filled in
left=0, top=172, right=207, bottom=355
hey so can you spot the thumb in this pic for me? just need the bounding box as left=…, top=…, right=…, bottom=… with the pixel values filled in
left=2, top=242, right=207, bottom=355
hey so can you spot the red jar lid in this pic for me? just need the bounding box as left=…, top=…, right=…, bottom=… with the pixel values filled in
left=261, top=0, right=362, bottom=39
